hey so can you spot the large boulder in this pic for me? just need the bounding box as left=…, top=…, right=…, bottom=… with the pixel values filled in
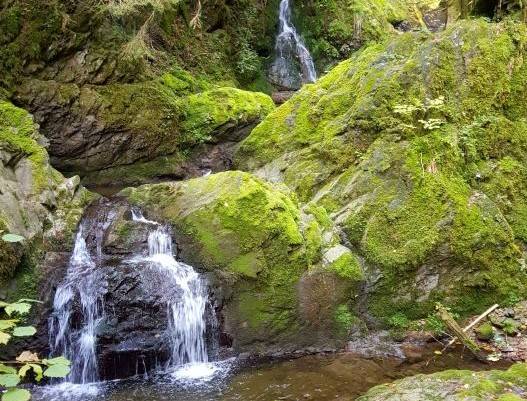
left=235, top=20, right=527, bottom=324
left=121, top=171, right=363, bottom=354
left=357, top=363, right=527, bottom=401
left=0, top=99, right=95, bottom=301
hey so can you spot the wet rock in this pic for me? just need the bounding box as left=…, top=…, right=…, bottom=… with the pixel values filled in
left=271, top=91, right=296, bottom=104
left=0, top=100, right=95, bottom=299
left=13, top=82, right=274, bottom=186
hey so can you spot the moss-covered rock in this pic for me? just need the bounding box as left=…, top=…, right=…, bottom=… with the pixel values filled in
left=357, top=363, right=527, bottom=401
left=235, top=19, right=527, bottom=323
left=13, top=79, right=274, bottom=186
left=121, top=171, right=356, bottom=352
left=0, top=0, right=281, bottom=89
left=0, top=100, right=95, bottom=300
left=476, top=322, right=495, bottom=340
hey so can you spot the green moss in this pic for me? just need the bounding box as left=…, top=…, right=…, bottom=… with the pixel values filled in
left=294, top=0, right=439, bottom=71
left=304, top=219, right=323, bottom=265
left=328, top=252, right=363, bottom=280
left=181, top=87, right=275, bottom=142
left=359, top=363, right=527, bottom=400
left=0, top=100, right=56, bottom=193
left=476, top=322, right=494, bottom=340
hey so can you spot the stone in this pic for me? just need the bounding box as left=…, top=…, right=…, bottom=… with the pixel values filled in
left=357, top=363, right=527, bottom=401
left=476, top=322, right=495, bottom=341
left=121, top=171, right=356, bottom=354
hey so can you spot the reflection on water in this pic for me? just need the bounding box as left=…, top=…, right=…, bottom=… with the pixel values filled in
left=32, top=351, right=509, bottom=401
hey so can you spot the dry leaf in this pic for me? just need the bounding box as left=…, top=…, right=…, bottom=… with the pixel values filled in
left=16, top=351, right=39, bottom=363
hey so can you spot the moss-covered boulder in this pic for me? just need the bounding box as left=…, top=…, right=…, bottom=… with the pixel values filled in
left=13, top=79, right=274, bottom=186
left=235, top=19, right=527, bottom=323
left=122, top=171, right=360, bottom=352
left=357, top=363, right=527, bottom=401
left=0, top=100, right=95, bottom=300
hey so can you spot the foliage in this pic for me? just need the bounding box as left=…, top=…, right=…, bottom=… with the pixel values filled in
left=0, top=300, right=70, bottom=401
left=0, top=235, right=24, bottom=244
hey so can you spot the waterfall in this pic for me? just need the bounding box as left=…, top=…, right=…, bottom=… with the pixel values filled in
left=48, top=226, right=106, bottom=384
left=132, top=210, right=209, bottom=368
left=269, top=0, right=316, bottom=89
left=48, top=205, right=212, bottom=386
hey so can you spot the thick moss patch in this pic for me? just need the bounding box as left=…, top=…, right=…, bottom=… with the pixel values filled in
left=235, top=19, right=527, bottom=323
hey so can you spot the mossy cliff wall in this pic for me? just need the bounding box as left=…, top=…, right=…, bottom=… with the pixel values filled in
left=235, top=19, right=527, bottom=325
left=0, top=99, right=95, bottom=301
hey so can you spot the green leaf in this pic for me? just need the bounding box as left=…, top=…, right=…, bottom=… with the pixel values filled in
left=43, top=364, right=70, bottom=378
left=12, top=327, right=36, bottom=337
left=1, top=234, right=25, bottom=243
left=1, top=388, right=31, bottom=401
left=0, top=365, right=16, bottom=374
left=0, top=373, right=20, bottom=387
left=42, top=356, right=70, bottom=366
left=5, top=303, right=31, bottom=316
left=0, top=320, right=18, bottom=331
left=17, top=365, right=30, bottom=378
left=29, top=364, right=43, bottom=382
left=0, top=332, right=11, bottom=345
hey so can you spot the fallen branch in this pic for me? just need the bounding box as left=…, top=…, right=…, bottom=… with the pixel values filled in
left=444, top=303, right=499, bottom=348
left=436, top=303, right=487, bottom=361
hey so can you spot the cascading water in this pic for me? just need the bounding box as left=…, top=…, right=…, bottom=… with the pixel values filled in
left=143, top=224, right=209, bottom=367
left=48, top=225, right=107, bottom=384
left=269, top=0, right=317, bottom=89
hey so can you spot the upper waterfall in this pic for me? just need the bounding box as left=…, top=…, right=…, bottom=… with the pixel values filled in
left=269, top=0, right=317, bottom=89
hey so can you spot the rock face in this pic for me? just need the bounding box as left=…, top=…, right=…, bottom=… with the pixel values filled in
left=0, top=99, right=95, bottom=301
left=122, top=171, right=363, bottom=354
left=235, top=20, right=527, bottom=324
left=14, top=81, right=274, bottom=186
left=42, top=198, right=218, bottom=379
left=357, top=363, right=527, bottom=401
left=1, top=0, right=280, bottom=187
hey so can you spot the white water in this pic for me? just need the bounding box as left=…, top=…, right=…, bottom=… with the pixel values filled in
left=270, top=0, right=316, bottom=87
left=132, top=210, right=210, bottom=373
left=49, top=226, right=106, bottom=384
left=47, top=207, right=213, bottom=390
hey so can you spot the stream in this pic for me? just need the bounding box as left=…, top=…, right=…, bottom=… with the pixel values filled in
left=32, top=350, right=508, bottom=401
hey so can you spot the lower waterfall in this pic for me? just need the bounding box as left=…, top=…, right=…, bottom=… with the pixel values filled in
left=47, top=202, right=215, bottom=386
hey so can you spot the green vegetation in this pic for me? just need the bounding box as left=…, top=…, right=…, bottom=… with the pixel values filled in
left=295, top=0, right=440, bottom=71
left=0, top=299, right=70, bottom=401
left=236, top=19, right=527, bottom=323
